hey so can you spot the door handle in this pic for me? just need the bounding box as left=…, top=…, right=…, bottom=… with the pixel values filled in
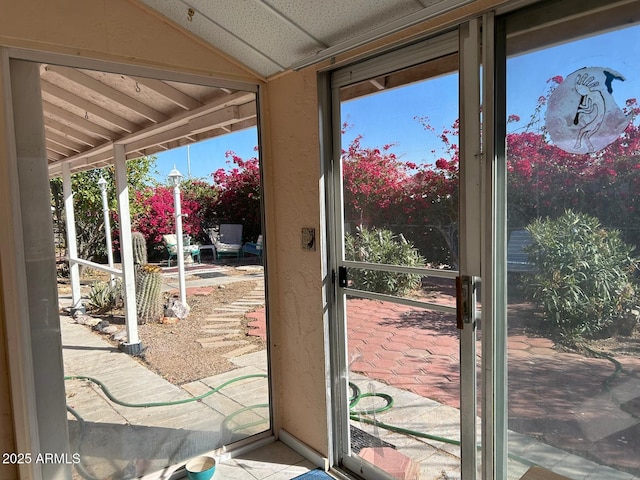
left=456, top=275, right=475, bottom=330
left=338, top=266, right=348, bottom=288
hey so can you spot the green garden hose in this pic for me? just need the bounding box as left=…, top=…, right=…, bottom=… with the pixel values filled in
left=64, top=373, right=267, bottom=408
left=66, top=352, right=624, bottom=480
left=65, top=373, right=268, bottom=480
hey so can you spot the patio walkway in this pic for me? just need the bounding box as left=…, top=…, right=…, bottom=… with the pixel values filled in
left=247, top=298, right=640, bottom=480
left=60, top=266, right=640, bottom=479
left=61, top=313, right=271, bottom=479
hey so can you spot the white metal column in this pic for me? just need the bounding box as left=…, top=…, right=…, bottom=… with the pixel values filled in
left=459, top=17, right=482, bottom=480
left=10, top=58, right=72, bottom=480
left=62, top=163, right=83, bottom=312
left=0, top=47, right=43, bottom=480
left=114, top=143, right=141, bottom=353
left=481, top=11, right=508, bottom=480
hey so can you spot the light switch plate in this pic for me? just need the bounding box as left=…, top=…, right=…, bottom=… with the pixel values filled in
left=301, top=228, right=316, bottom=251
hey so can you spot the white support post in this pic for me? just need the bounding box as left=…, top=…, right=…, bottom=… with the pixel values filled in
left=99, top=177, right=115, bottom=285
left=9, top=58, right=71, bottom=480
left=168, top=166, right=187, bottom=307
left=62, top=163, right=83, bottom=313
left=113, top=144, right=142, bottom=354
left=174, top=183, right=187, bottom=306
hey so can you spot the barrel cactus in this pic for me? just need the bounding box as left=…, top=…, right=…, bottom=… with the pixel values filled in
left=132, top=231, right=148, bottom=266
left=135, top=264, right=163, bottom=324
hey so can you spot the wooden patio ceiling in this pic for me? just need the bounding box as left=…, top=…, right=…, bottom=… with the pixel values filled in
left=42, top=64, right=257, bottom=178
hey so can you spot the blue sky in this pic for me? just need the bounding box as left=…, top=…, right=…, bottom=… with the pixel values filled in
left=342, top=73, right=458, bottom=166
left=154, top=23, right=639, bottom=182
left=153, top=127, right=258, bottom=183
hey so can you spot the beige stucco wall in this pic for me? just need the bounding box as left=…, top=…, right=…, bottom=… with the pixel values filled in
left=263, top=69, right=329, bottom=454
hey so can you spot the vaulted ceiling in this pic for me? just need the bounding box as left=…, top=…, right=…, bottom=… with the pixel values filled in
left=45, top=0, right=474, bottom=176
left=139, top=0, right=470, bottom=78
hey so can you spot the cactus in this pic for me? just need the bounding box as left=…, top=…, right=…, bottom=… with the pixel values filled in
left=132, top=231, right=148, bottom=266
left=135, top=264, right=163, bottom=324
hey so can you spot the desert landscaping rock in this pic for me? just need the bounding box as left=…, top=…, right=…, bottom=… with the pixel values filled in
left=111, top=330, right=127, bottom=341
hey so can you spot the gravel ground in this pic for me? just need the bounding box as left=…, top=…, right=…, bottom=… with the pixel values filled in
left=62, top=266, right=267, bottom=386
left=136, top=280, right=266, bottom=384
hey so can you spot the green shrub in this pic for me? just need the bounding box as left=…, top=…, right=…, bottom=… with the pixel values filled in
left=87, top=279, right=123, bottom=314
left=525, top=210, right=639, bottom=343
left=345, top=226, right=424, bottom=296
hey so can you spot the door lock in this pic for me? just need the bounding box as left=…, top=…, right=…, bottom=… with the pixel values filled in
left=456, top=275, right=476, bottom=330
left=338, top=266, right=348, bottom=288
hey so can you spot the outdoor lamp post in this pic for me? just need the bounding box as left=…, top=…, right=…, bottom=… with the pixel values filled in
left=168, top=166, right=187, bottom=306
left=98, top=176, right=115, bottom=285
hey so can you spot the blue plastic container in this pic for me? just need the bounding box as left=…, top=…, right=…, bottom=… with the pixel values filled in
left=185, top=456, right=216, bottom=480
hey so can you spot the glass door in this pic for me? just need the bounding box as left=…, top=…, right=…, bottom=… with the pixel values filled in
left=501, top=2, right=640, bottom=478
left=329, top=26, right=482, bottom=480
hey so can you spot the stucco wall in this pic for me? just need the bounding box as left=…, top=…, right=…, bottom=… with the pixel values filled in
left=0, top=0, right=260, bottom=83
left=263, top=69, right=330, bottom=455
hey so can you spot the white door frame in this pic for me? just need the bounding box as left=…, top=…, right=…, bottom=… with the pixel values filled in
left=326, top=22, right=485, bottom=479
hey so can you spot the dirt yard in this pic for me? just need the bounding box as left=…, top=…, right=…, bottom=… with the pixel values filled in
left=59, top=266, right=267, bottom=385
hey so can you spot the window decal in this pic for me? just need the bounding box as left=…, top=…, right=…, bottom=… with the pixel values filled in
left=545, top=67, right=630, bottom=154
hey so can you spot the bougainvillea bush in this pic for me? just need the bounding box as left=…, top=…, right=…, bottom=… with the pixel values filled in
left=130, top=150, right=262, bottom=255
left=212, top=149, right=261, bottom=242
left=132, top=184, right=203, bottom=251
left=341, top=120, right=459, bottom=267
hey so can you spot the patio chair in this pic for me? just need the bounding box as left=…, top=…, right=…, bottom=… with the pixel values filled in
left=242, top=235, right=263, bottom=259
left=200, top=228, right=218, bottom=259
left=213, top=224, right=243, bottom=260
left=163, top=234, right=178, bottom=267
left=163, top=234, right=201, bottom=266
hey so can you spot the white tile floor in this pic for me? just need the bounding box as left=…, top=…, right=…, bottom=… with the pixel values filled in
left=214, top=441, right=317, bottom=479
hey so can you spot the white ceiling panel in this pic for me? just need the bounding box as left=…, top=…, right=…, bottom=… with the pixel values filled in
left=141, top=0, right=286, bottom=76
left=188, top=0, right=325, bottom=65
left=138, top=0, right=464, bottom=78
left=263, top=0, right=426, bottom=47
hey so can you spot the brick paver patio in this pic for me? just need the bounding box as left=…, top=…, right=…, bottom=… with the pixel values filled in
left=247, top=297, right=640, bottom=477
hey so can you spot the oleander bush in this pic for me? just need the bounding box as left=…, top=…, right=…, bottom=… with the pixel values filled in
left=525, top=210, right=640, bottom=343
left=345, top=226, right=424, bottom=296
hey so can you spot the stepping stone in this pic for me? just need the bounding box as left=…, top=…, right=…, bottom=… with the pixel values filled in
left=200, top=322, right=240, bottom=329
left=203, top=316, right=244, bottom=321
left=200, top=329, right=239, bottom=335
left=196, top=339, right=247, bottom=349
left=222, top=344, right=258, bottom=358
